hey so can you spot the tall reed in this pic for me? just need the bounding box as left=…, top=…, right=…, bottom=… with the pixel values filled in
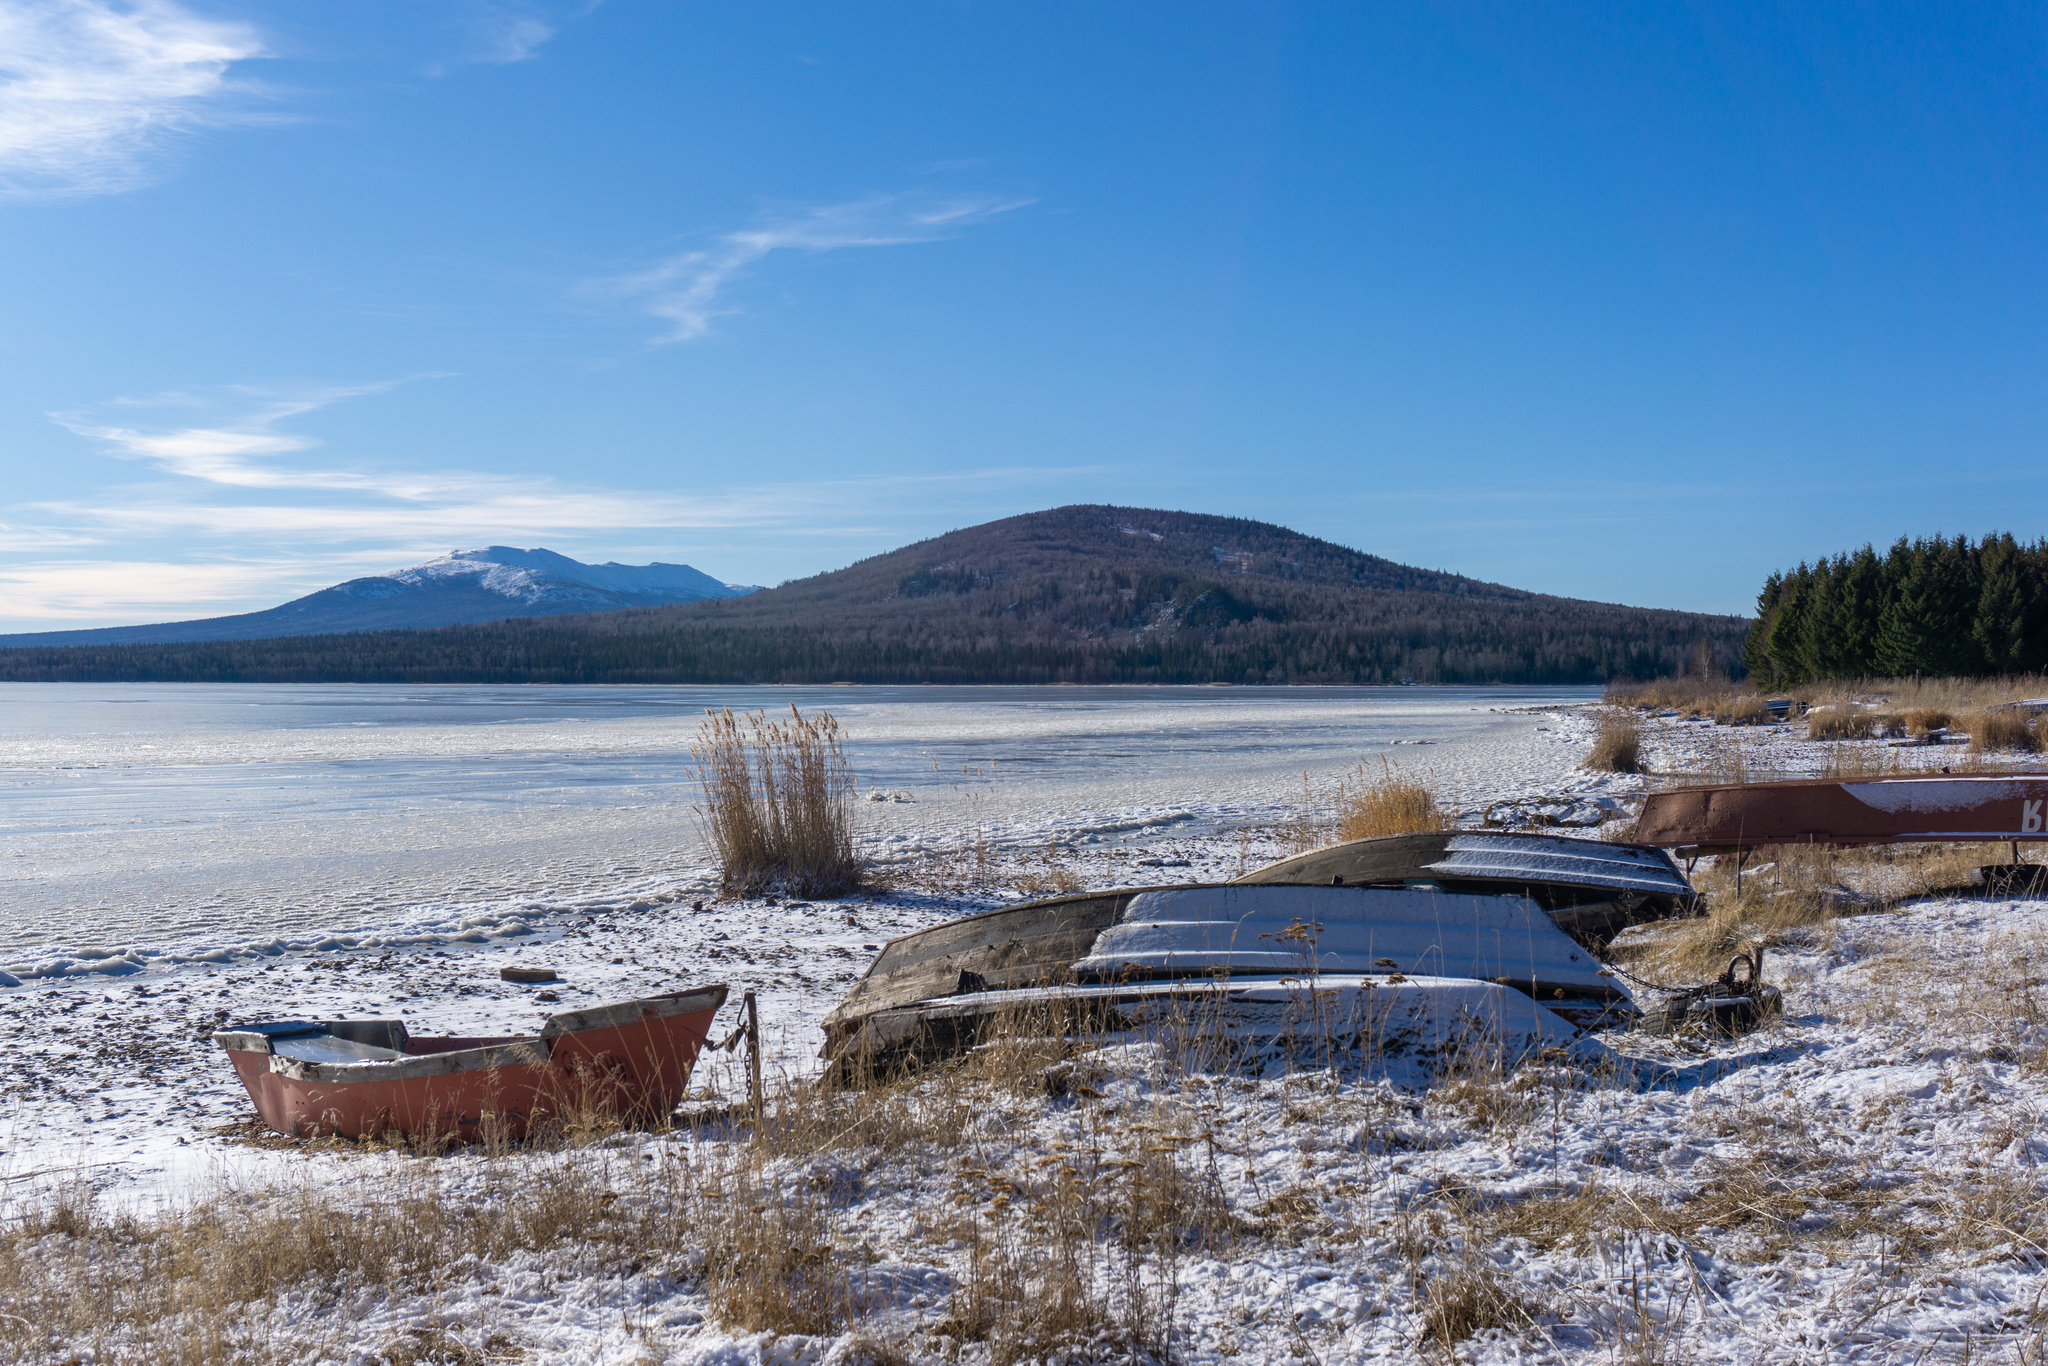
left=693, top=705, right=862, bottom=897
left=1585, top=708, right=1644, bottom=773
left=1966, top=708, right=2044, bottom=754
left=1336, top=757, right=1448, bottom=840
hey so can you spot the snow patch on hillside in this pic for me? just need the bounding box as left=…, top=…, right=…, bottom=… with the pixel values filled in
left=386, top=546, right=754, bottom=605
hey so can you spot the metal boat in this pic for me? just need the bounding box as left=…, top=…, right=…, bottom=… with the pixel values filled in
left=822, top=833, right=1692, bottom=1075
left=1636, top=775, right=2048, bottom=854
left=215, top=985, right=727, bottom=1141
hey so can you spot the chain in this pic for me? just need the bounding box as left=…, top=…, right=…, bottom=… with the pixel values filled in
left=1595, top=956, right=1721, bottom=997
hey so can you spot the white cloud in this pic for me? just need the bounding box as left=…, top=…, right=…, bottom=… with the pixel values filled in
left=0, top=0, right=266, bottom=198
left=0, top=555, right=360, bottom=622
left=52, top=381, right=411, bottom=488
left=602, top=193, right=1033, bottom=343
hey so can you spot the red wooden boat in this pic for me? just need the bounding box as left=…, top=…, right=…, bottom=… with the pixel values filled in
left=1636, top=775, right=2048, bottom=854
left=214, top=985, right=728, bottom=1141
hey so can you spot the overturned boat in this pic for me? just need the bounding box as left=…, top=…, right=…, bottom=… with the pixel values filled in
left=215, top=985, right=727, bottom=1141
left=1636, top=774, right=2048, bottom=854
left=824, top=833, right=1695, bottom=1075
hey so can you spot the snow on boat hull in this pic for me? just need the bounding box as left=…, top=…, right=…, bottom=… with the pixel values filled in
left=827, top=880, right=1642, bottom=1076
left=841, top=975, right=1583, bottom=1079
left=1072, top=884, right=1619, bottom=1001
left=1637, top=775, right=2048, bottom=853
left=214, top=986, right=727, bottom=1141
left=820, top=834, right=1692, bottom=1065
left=1235, top=831, right=1696, bottom=943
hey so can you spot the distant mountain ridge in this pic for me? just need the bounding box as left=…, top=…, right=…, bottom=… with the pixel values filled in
left=0, top=507, right=1748, bottom=684
left=0, top=546, right=759, bottom=648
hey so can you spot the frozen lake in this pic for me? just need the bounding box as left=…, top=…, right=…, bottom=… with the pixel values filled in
left=0, top=682, right=1599, bottom=969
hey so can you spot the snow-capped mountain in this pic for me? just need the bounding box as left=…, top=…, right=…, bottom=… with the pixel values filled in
left=353, top=546, right=754, bottom=610
left=0, top=548, right=761, bottom=648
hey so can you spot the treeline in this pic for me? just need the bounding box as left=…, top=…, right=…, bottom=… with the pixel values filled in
left=0, top=609, right=1727, bottom=687
left=1744, top=532, right=2048, bottom=686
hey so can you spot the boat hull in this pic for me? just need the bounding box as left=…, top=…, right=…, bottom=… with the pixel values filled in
left=1636, top=775, right=2048, bottom=853
left=820, top=834, right=1693, bottom=1066
left=836, top=974, right=1586, bottom=1079
left=1073, top=884, right=1620, bottom=1001
left=216, top=987, right=727, bottom=1142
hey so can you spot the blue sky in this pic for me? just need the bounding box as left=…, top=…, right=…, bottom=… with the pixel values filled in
left=3, top=2, right=2045, bottom=630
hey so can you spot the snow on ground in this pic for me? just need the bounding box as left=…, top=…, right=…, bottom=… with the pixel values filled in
left=7, top=703, right=2048, bottom=1362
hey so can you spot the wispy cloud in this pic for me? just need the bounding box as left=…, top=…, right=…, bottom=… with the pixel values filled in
left=44, top=381, right=787, bottom=530
left=53, top=381, right=408, bottom=488
left=0, top=0, right=267, bottom=198
left=433, top=0, right=599, bottom=72
left=600, top=193, right=1032, bottom=343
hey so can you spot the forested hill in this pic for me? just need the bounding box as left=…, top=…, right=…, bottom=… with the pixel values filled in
left=0, top=506, right=1747, bottom=685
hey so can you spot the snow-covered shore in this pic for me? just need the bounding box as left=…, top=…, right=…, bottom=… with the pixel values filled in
left=7, top=703, right=2048, bottom=1363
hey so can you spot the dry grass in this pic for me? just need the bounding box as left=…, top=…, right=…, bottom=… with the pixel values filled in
left=1616, top=834, right=2037, bottom=985
left=1586, top=708, right=1645, bottom=773
left=693, top=705, right=862, bottom=897
left=1816, top=742, right=1906, bottom=780
left=1605, top=678, right=1748, bottom=716
left=1612, top=674, right=2048, bottom=729
left=1275, top=759, right=1447, bottom=854
left=1903, top=708, right=1952, bottom=736
left=1012, top=858, right=1086, bottom=898
left=1967, top=707, right=2045, bottom=754
left=1823, top=674, right=2047, bottom=713
left=1415, top=1245, right=1538, bottom=1351
left=1336, top=757, right=1448, bottom=840
left=1711, top=694, right=1768, bottom=726
left=0, top=1156, right=666, bottom=1365
left=22, top=941, right=2048, bottom=1364
left=1806, top=708, right=1874, bottom=741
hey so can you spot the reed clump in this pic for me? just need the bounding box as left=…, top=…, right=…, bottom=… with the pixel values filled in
left=1806, top=708, right=1874, bottom=741
left=1966, top=708, right=2044, bottom=754
left=1707, top=694, right=1766, bottom=726
left=1903, top=708, right=1952, bottom=736
left=693, top=704, right=862, bottom=897
left=1336, top=758, right=1448, bottom=840
left=1585, top=708, right=1644, bottom=773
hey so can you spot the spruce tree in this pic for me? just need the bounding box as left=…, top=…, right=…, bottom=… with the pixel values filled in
left=1765, top=565, right=1815, bottom=686
left=1874, top=538, right=1931, bottom=676
left=1974, top=532, right=2035, bottom=674
left=1833, top=544, right=1883, bottom=676
left=1920, top=535, right=1985, bottom=677
left=1744, top=572, right=1785, bottom=683
left=1795, top=556, right=1843, bottom=683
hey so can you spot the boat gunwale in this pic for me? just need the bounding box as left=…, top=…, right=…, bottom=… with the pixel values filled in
left=213, top=984, right=730, bottom=1086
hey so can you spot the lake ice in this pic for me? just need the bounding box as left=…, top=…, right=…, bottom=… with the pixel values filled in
left=0, top=682, right=1602, bottom=968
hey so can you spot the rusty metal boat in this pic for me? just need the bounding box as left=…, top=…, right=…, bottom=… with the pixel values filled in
left=1636, top=774, right=2048, bottom=854
left=214, top=985, right=727, bottom=1141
